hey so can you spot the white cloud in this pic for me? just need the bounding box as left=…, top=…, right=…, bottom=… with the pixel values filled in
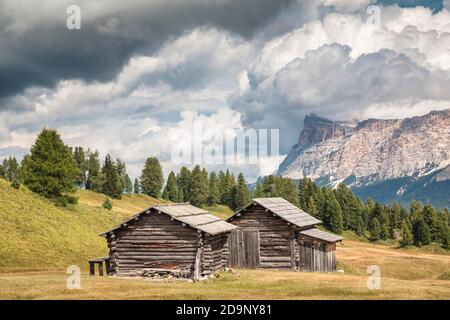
left=2, top=2, right=450, bottom=179
left=231, top=6, right=450, bottom=151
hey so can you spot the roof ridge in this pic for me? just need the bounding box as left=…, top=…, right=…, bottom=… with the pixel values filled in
left=153, top=203, right=191, bottom=207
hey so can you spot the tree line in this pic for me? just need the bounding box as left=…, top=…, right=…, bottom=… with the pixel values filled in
left=294, top=177, right=449, bottom=248
left=1, top=128, right=448, bottom=249
left=160, top=166, right=250, bottom=210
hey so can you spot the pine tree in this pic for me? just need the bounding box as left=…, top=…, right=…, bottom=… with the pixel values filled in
left=220, top=170, right=235, bottom=208
left=307, top=196, right=318, bottom=216
left=189, top=165, right=208, bottom=206
left=369, top=217, right=382, bottom=241
left=207, top=172, right=220, bottom=206
left=400, top=220, right=413, bottom=247
left=413, top=218, right=431, bottom=246
left=86, top=149, right=101, bottom=191
left=4, top=156, right=19, bottom=182
left=177, top=167, right=192, bottom=202
left=125, top=175, right=133, bottom=194
left=162, top=171, right=178, bottom=202
left=134, top=178, right=140, bottom=194
left=116, top=158, right=128, bottom=192
left=279, top=177, right=299, bottom=206
left=0, top=159, right=5, bottom=178
left=298, top=177, right=313, bottom=211
left=356, top=216, right=365, bottom=236
left=322, top=190, right=344, bottom=234
left=422, top=205, right=440, bottom=242
left=381, top=222, right=390, bottom=240
left=101, top=155, right=122, bottom=199
left=21, top=129, right=79, bottom=202
left=233, top=173, right=250, bottom=210
left=73, top=147, right=86, bottom=187
left=140, top=157, right=164, bottom=198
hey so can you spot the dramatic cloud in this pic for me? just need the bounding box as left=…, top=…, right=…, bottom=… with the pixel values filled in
left=1, top=1, right=450, bottom=180
left=231, top=5, right=450, bottom=151
left=0, top=0, right=295, bottom=100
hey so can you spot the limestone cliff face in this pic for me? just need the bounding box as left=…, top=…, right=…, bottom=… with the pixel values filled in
left=278, top=110, right=450, bottom=189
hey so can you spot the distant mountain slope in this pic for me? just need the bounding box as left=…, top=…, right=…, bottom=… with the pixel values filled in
left=278, top=110, right=450, bottom=208
left=0, top=179, right=163, bottom=270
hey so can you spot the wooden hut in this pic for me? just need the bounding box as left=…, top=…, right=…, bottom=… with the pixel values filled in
left=98, top=203, right=237, bottom=279
left=227, top=197, right=342, bottom=272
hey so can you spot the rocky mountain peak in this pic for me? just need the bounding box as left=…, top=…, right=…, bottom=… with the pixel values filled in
left=277, top=109, right=450, bottom=207
left=298, top=114, right=350, bottom=149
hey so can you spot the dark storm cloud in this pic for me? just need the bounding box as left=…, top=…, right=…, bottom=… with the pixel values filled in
left=0, top=0, right=295, bottom=102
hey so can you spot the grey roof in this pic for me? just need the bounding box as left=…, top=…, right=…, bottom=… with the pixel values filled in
left=299, top=228, right=343, bottom=243
left=229, top=197, right=321, bottom=228
left=101, top=203, right=237, bottom=237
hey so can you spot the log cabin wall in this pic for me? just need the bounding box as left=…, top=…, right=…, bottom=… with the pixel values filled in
left=229, top=204, right=293, bottom=269
left=202, top=234, right=229, bottom=276
left=297, top=235, right=336, bottom=272
left=107, top=211, right=199, bottom=277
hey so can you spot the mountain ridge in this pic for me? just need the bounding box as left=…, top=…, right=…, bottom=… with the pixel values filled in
left=277, top=109, right=450, bottom=208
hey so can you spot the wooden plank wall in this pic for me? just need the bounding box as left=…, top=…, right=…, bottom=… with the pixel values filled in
left=227, top=230, right=260, bottom=268
left=298, top=237, right=336, bottom=272
left=107, top=212, right=199, bottom=277
left=229, top=204, right=292, bottom=269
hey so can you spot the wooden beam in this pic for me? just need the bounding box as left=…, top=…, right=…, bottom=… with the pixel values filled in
left=89, top=262, right=95, bottom=276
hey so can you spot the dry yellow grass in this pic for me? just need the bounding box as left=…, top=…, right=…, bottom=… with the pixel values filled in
left=0, top=239, right=448, bottom=300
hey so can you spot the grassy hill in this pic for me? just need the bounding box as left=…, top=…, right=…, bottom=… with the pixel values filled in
left=0, top=179, right=163, bottom=270
left=0, top=178, right=449, bottom=299
left=0, top=178, right=234, bottom=271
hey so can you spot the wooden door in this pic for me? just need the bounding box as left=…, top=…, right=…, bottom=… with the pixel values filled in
left=228, top=229, right=260, bottom=268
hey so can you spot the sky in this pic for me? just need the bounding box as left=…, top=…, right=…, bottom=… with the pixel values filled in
left=1, top=0, right=450, bottom=181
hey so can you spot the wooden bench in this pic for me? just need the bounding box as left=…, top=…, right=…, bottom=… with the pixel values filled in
left=88, top=256, right=111, bottom=276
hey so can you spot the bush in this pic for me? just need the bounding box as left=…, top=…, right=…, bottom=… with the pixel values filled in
left=102, top=197, right=113, bottom=210
left=10, top=179, right=20, bottom=189
left=55, top=195, right=78, bottom=207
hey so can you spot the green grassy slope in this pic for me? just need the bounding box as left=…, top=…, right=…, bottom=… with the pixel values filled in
left=203, top=205, right=234, bottom=220
left=0, top=179, right=162, bottom=270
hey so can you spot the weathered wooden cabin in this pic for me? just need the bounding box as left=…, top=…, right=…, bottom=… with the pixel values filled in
left=99, top=204, right=237, bottom=279
left=227, top=197, right=342, bottom=272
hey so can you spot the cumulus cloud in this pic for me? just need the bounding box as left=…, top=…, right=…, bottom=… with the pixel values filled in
left=2, top=1, right=450, bottom=179
left=231, top=5, right=450, bottom=151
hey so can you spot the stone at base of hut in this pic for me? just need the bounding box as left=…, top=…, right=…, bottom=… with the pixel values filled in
left=140, top=268, right=192, bottom=279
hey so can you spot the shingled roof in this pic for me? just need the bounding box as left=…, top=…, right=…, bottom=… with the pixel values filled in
left=100, top=203, right=237, bottom=237
left=229, top=197, right=321, bottom=228
left=299, top=228, right=343, bottom=243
